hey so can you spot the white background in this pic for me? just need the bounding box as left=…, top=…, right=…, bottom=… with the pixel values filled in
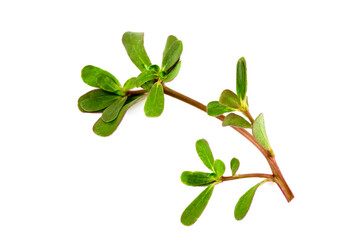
left=1, top=0, right=359, bottom=239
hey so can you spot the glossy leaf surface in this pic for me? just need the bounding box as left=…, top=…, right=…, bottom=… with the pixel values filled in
left=136, top=70, right=158, bottom=87
left=252, top=113, right=272, bottom=151
left=222, top=113, right=251, bottom=129
left=163, top=35, right=178, bottom=58
left=214, top=159, right=225, bottom=177
left=144, top=82, right=164, bottom=117
left=78, top=89, right=114, bottom=112
left=101, top=96, right=127, bottom=122
left=219, top=90, right=241, bottom=109
left=236, top=57, right=247, bottom=101
left=230, top=158, right=240, bottom=176
left=81, top=65, right=118, bottom=88
left=234, top=181, right=264, bottom=220
left=206, top=101, right=234, bottom=116
left=123, top=77, right=136, bottom=92
left=196, top=139, right=215, bottom=172
left=93, top=94, right=145, bottom=137
left=181, top=185, right=214, bottom=226
left=162, top=40, right=183, bottom=72
left=79, top=95, right=119, bottom=112
left=122, top=32, right=152, bottom=72
left=97, top=74, right=124, bottom=95
left=181, top=171, right=216, bottom=186
left=163, top=61, right=181, bottom=83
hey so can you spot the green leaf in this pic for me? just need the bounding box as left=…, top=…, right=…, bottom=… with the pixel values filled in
left=136, top=70, right=158, bottom=87
left=144, top=82, right=164, bottom=117
left=78, top=89, right=115, bottom=113
left=214, top=159, right=225, bottom=177
left=162, top=61, right=181, bottom=83
left=149, top=64, right=160, bottom=73
left=81, top=65, right=118, bottom=88
left=97, top=74, right=124, bottom=95
left=230, top=158, right=240, bottom=176
left=141, top=80, right=156, bottom=91
left=101, top=96, right=127, bottom=122
left=93, top=94, right=145, bottom=137
left=195, top=139, right=215, bottom=172
left=219, top=90, right=241, bottom=109
left=163, top=35, right=178, bottom=59
left=181, top=185, right=214, bottom=226
left=236, top=57, right=247, bottom=101
left=234, top=181, right=266, bottom=220
left=181, top=171, right=216, bottom=186
left=206, top=101, right=234, bottom=117
left=122, top=32, right=152, bottom=72
left=123, top=77, right=136, bottom=92
left=252, top=113, right=272, bottom=151
left=79, top=95, right=120, bottom=112
left=162, top=40, right=183, bottom=72
left=222, top=113, right=252, bottom=128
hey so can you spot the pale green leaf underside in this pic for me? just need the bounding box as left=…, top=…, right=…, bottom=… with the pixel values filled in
left=181, top=171, right=216, bottom=186
left=214, top=159, right=225, bottom=177
left=206, top=101, right=234, bottom=116
left=236, top=57, right=247, bottom=101
left=93, top=94, right=145, bottom=137
left=181, top=185, right=214, bottom=226
left=102, top=96, right=127, bottom=122
left=195, top=139, right=215, bottom=172
left=219, top=90, right=241, bottom=109
left=252, top=113, right=272, bottom=151
left=144, top=82, right=164, bottom=117
left=234, top=181, right=265, bottom=220
left=122, top=32, right=152, bottom=72
left=230, top=158, right=240, bottom=176
left=222, top=113, right=251, bottom=129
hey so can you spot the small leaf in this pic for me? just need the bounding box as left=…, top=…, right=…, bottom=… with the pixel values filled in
left=162, top=61, right=181, bottom=83
left=181, top=171, right=216, bottom=186
left=122, top=32, right=152, bottom=72
left=181, top=185, right=214, bottom=226
left=163, top=35, right=178, bottom=59
left=97, top=74, right=124, bottom=95
left=206, top=101, right=234, bottom=116
left=236, top=57, right=247, bottom=101
left=123, top=77, right=136, bottom=92
left=141, top=80, right=156, bottom=91
left=230, top=158, right=240, bottom=176
left=252, top=113, right=272, bottom=151
left=136, top=70, right=158, bottom=87
left=222, top=113, right=251, bottom=129
left=78, top=89, right=115, bottom=112
left=144, top=82, right=164, bottom=117
left=79, top=95, right=120, bottom=112
left=162, top=40, right=183, bottom=72
left=214, top=159, right=225, bottom=177
left=234, top=180, right=266, bottom=220
left=195, top=139, right=215, bottom=172
left=93, top=94, right=145, bottom=137
left=149, top=64, right=160, bottom=73
left=219, top=90, right=241, bottom=109
left=81, top=65, right=118, bottom=88
left=102, top=96, right=127, bottom=122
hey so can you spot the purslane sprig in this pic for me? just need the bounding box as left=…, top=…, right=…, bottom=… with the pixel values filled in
left=77, top=32, right=294, bottom=225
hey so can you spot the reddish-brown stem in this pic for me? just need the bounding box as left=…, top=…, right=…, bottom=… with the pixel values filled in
left=221, top=173, right=273, bottom=182
left=163, top=85, right=294, bottom=202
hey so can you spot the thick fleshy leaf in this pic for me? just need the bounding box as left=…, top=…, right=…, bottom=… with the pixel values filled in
left=97, top=74, right=124, bottom=95
left=93, top=94, right=145, bottom=137
left=101, top=96, right=127, bottom=122
left=252, top=113, right=272, bottom=151
left=181, top=185, right=214, bottom=226
left=79, top=95, right=119, bottom=112
left=230, top=158, right=240, bottom=176
left=163, top=61, right=181, bottom=83
left=222, top=113, right=252, bottom=128
left=206, top=101, right=234, bottom=116
left=162, top=40, right=183, bottom=72
left=81, top=65, right=118, bottom=88
left=122, top=32, right=152, bottom=72
left=149, top=64, right=160, bottom=73
left=234, top=180, right=265, bottom=220
left=181, top=171, right=216, bottom=186
left=141, top=80, right=155, bottom=91
left=214, top=159, right=225, bottom=177
left=144, top=82, right=164, bottom=117
left=136, top=70, right=158, bottom=87
left=219, top=90, right=241, bottom=109
left=78, top=89, right=115, bottom=112
left=123, top=77, right=136, bottom=92
left=163, top=35, right=178, bottom=59
left=196, top=139, right=215, bottom=172
left=236, top=57, right=247, bottom=101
